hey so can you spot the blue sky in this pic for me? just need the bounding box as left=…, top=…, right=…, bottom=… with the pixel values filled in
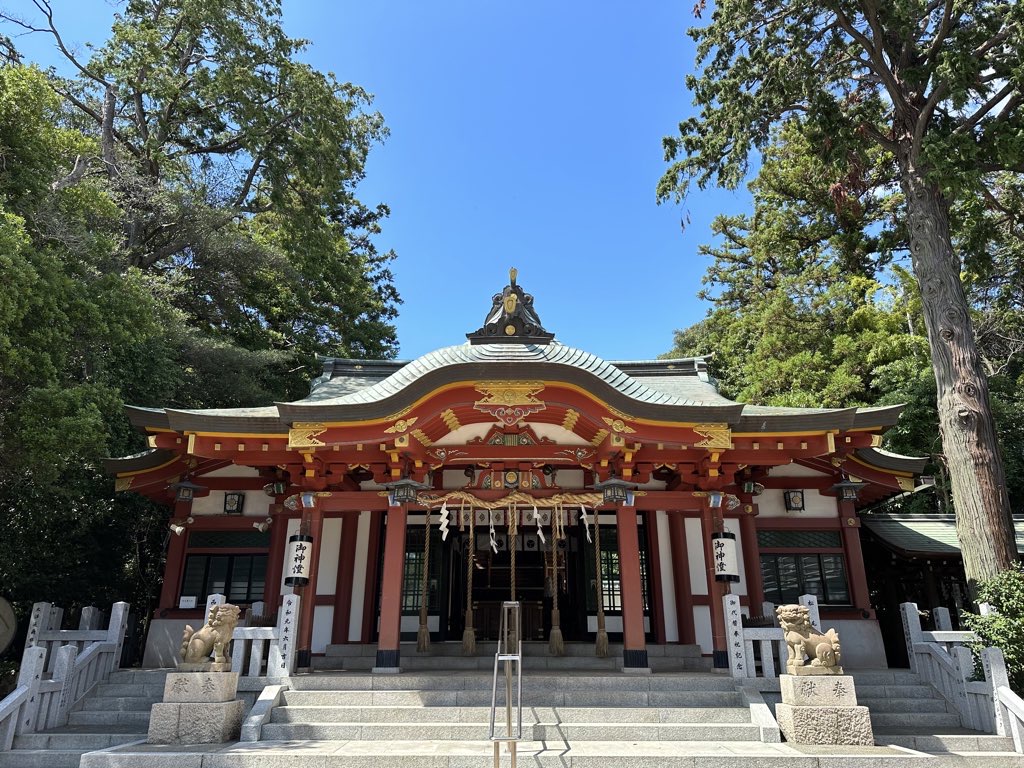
left=8, top=1, right=755, bottom=361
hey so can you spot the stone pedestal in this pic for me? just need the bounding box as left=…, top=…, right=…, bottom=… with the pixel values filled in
left=147, top=671, right=245, bottom=744
left=776, top=675, right=874, bottom=746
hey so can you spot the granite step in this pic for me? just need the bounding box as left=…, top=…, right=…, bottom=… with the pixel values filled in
left=270, top=704, right=752, bottom=724
left=0, top=748, right=87, bottom=768
left=80, top=695, right=159, bottom=712
left=287, top=671, right=739, bottom=692
left=281, top=688, right=744, bottom=707
left=68, top=710, right=152, bottom=727
left=258, top=721, right=763, bottom=742
left=858, top=696, right=950, bottom=713
left=874, top=731, right=1017, bottom=752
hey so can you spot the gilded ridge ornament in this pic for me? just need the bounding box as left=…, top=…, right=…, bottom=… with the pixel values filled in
left=602, top=416, right=636, bottom=434
left=590, top=429, right=610, bottom=446
left=114, top=477, right=133, bottom=492
left=474, top=381, right=546, bottom=426
left=693, top=423, right=734, bottom=450
left=288, top=423, right=327, bottom=450
left=384, top=417, right=418, bottom=434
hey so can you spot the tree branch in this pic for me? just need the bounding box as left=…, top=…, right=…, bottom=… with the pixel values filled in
left=955, top=81, right=1016, bottom=136
left=50, top=154, right=89, bottom=191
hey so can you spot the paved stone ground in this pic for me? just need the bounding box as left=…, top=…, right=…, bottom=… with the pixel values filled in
left=78, top=738, right=1024, bottom=768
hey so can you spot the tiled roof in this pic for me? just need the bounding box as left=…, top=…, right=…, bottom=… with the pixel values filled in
left=862, top=514, right=1024, bottom=555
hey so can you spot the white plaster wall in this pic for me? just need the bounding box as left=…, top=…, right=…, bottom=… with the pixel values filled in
left=434, top=422, right=491, bottom=445
left=756, top=488, right=837, bottom=519
left=312, top=605, right=333, bottom=653
left=693, top=606, right=713, bottom=654
left=348, top=511, right=371, bottom=641
left=200, top=466, right=260, bottom=478
left=316, top=517, right=343, bottom=595
left=527, top=422, right=590, bottom=445
left=685, top=518, right=707, bottom=595
left=189, top=489, right=271, bottom=518
left=656, top=511, right=678, bottom=642
left=772, top=464, right=829, bottom=478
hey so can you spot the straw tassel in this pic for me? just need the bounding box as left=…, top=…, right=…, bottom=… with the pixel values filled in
left=462, top=505, right=476, bottom=655
left=593, top=507, right=609, bottom=657
left=548, top=511, right=565, bottom=655
left=417, top=511, right=431, bottom=652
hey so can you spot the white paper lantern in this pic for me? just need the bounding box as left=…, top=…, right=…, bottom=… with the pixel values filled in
left=284, top=533, right=314, bottom=587
left=710, top=531, right=740, bottom=583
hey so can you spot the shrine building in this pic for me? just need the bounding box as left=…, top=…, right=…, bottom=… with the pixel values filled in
left=107, top=271, right=925, bottom=672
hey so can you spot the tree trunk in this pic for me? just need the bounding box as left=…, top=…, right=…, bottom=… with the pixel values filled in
left=900, top=164, right=1016, bottom=591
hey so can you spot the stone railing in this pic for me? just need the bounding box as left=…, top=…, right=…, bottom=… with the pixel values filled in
left=724, top=594, right=821, bottom=679
left=0, top=601, right=129, bottom=750
left=900, top=601, right=1022, bottom=739
left=199, top=593, right=300, bottom=678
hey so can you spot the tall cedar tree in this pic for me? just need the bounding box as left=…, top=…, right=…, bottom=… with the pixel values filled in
left=660, top=0, right=1023, bottom=588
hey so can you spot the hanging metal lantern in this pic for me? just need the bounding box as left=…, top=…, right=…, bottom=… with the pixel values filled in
left=830, top=477, right=868, bottom=502
left=384, top=477, right=430, bottom=505
left=169, top=478, right=207, bottom=503
left=284, top=533, right=314, bottom=587
left=710, top=531, right=740, bottom=582
left=591, top=476, right=636, bottom=506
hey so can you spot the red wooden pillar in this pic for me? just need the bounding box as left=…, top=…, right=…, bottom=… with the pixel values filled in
left=375, top=504, right=407, bottom=671
left=263, top=504, right=287, bottom=610
left=361, top=510, right=384, bottom=643
left=739, top=508, right=764, bottom=610
left=667, top=512, right=695, bottom=644
left=644, top=512, right=666, bottom=644
left=296, top=500, right=325, bottom=669
left=332, top=512, right=360, bottom=644
left=616, top=505, right=650, bottom=671
left=701, top=505, right=728, bottom=668
left=839, top=500, right=873, bottom=616
left=156, top=500, right=191, bottom=613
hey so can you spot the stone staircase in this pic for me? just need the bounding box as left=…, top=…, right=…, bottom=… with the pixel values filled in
left=265, top=669, right=764, bottom=743
left=0, top=669, right=167, bottom=768
left=853, top=669, right=1016, bottom=753
left=313, top=640, right=711, bottom=672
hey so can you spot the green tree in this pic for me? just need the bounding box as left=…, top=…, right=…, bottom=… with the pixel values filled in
left=2, top=0, right=399, bottom=362
left=661, top=0, right=1024, bottom=588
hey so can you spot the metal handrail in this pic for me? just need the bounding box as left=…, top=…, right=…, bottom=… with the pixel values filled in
left=488, top=601, right=522, bottom=768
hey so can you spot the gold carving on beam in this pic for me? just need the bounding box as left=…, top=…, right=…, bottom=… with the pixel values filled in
left=114, top=477, right=133, bottom=492
left=826, top=432, right=836, bottom=453
left=288, top=422, right=327, bottom=450
left=441, top=409, right=461, bottom=432
left=474, top=381, right=546, bottom=426
left=897, top=477, right=914, bottom=492
left=411, top=429, right=433, bottom=447
left=384, top=404, right=415, bottom=421
left=590, top=429, right=610, bottom=447
left=606, top=405, right=635, bottom=421
left=870, top=434, right=882, bottom=447
left=602, top=417, right=636, bottom=434
left=385, top=417, right=418, bottom=434
left=187, top=434, right=196, bottom=454
left=147, top=435, right=157, bottom=449
left=562, top=409, right=580, bottom=432
left=693, top=423, right=734, bottom=450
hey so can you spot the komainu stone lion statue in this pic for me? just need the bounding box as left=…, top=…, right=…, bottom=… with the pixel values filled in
left=180, top=603, right=241, bottom=665
left=776, top=604, right=843, bottom=675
